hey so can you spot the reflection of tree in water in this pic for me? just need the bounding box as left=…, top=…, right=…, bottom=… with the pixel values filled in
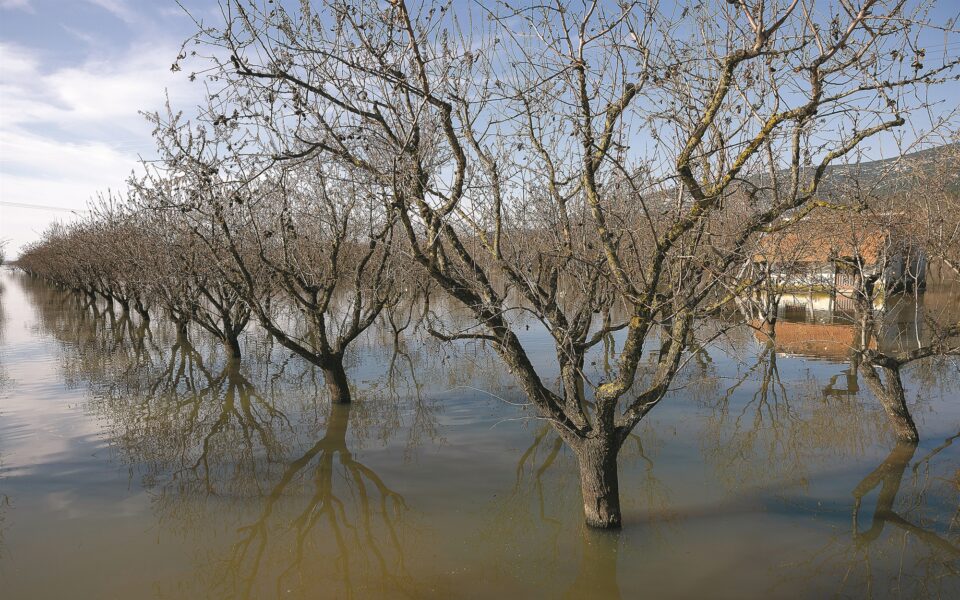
left=701, top=341, right=887, bottom=491
left=18, top=269, right=960, bottom=596
left=18, top=273, right=159, bottom=393
left=220, top=402, right=409, bottom=599
left=116, top=351, right=290, bottom=498
left=853, top=437, right=960, bottom=580
left=694, top=336, right=959, bottom=595
left=822, top=355, right=860, bottom=398
left=473, top=417, right=672, bottom=598
left=21, top=274, right=440, bottom=598
left=562, top=529, right=623, bottom=600
left=128, top=350, right=428, bottom=598
left=782, top=432, right=960, bottom=597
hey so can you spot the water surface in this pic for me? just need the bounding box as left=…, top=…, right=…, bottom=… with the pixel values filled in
left=0, top=268, right=958, bottom=598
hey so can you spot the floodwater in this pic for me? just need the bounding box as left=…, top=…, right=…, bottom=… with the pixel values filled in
left=0, top=267, right=958, bottom=599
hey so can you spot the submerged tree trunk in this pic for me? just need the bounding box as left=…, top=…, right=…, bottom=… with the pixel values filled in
left=134, top=299, right=150, bottom=323
left=860, top=363, right=919, bottom=443
left=224, top=330, right=242, bottom=362
left=762, top=288, right=779, bottom=337
left=575, top=436, right=622, bottom=529
left=876, top=366, right=919, bottom=443
left=564, top=529, right=622, bottom=599
left=322, top=356, right=351, bottom=404
left=174, top=318, right=190, bottom=343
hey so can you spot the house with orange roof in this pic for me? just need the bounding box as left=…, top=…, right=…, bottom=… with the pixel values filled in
left=753, top=217, right=925, bottom=295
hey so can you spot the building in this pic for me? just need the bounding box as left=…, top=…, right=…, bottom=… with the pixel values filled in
left=753, top=217, right=926, bottom=296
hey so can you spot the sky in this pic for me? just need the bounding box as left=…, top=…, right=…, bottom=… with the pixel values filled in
left=1, top=1, right=958, bottom=258
left=0, top=0, right=217, bottom=256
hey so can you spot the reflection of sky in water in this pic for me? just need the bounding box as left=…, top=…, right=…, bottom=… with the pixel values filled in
left=0, top=272, right=105, bottom=478
left=0, top=266, right=958, bottom=599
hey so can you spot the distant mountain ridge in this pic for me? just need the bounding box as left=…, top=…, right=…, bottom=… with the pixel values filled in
left=817, top=142, right=959, bottom=197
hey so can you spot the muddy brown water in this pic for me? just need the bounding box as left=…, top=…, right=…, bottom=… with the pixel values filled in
left=0, top=268, right=958, bottom=599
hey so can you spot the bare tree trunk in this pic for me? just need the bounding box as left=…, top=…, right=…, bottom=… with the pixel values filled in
left=850, top=269, right=921, bottom=442
left=321, top=356, right=351, bottom=405
left=224, top=331, right=242, bottom=362
left=764, top=288, right=779, bottom=336
left=560, top=360, right=588, bottom=429
left=860, top=363, right=919, bottom=443
left=575, top=436, right=622, bottom=529
left=134, top=299, right=150, bottom=323
left=876, top=366, right=919, bottom=443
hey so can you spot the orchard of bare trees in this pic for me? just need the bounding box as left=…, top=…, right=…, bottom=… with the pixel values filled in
left=15, top=0, right=960, bottom=529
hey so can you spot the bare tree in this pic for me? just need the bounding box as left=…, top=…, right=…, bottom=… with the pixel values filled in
left=906, top=141, right=960, bottom=276
left=18, top=205, right=156, bottom=320
left=130, top=189, right=254, bottom=359
left=182, top=0, right=959, bottom=527
left=140, top=108, right=400, bottom=403
left=834, top=204, right=960, bottom=442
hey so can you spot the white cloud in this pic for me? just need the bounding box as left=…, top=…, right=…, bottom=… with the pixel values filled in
left=0, top=42, right=38, bottom=77
left=85, top=0, right=137, bottom=24
left=1, top=42, right=194, bottom=134
left=0, top=40, right=202, bottom=255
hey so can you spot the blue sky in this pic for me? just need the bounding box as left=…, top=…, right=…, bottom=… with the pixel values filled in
left=1, top=1, right=958, bottom=257
left=0, top=0, right=215, bottom=255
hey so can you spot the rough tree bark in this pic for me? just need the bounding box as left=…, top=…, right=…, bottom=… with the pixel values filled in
left=859, top=363, right=920, bottom=443
left=575, top=435, right=623, bottom=528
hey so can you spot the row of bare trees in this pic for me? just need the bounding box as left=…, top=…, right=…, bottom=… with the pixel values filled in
left=15, top=0, right=960, bottom=528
